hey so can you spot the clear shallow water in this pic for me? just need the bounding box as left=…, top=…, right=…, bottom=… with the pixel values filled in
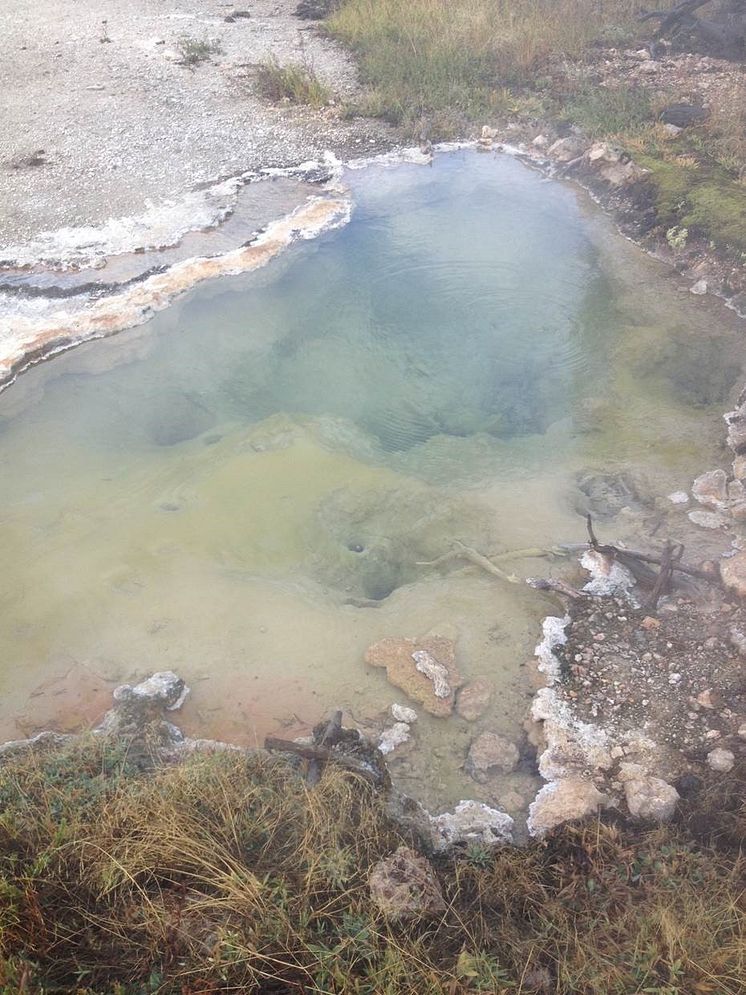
left=0, top=150, right=743, bottom=820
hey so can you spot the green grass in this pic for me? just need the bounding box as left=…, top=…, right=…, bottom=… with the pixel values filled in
left=255, top=57, right=333, bottom=108
left=329, top=0, right=643, bottom=134
left=0, top=736, right=743, bottom=994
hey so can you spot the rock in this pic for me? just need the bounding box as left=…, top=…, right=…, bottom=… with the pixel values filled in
left=456, top=677, right=494, bottom=721
left=532, top=134, right=549, bottom=148
left=364, top=636, right=462, bottom=717
left=378, top=722, right=411, bottom=755
left=98, top=671, right=189, bottom=737
left=707, top=747, right=735, bottom=772
left=431, top=800, right=513, bottom=849
left=662, top=123, right=683, bottom=138
left=412, top=650, right=451, bottom=697
left=368, top=846, right=445, bottom=920
left=113, top=671, right=190, bottom=710
left=738, top=723, right=746, bottom=739
left=688, top=509, right=727, bottom=530
left=695, top=689, right=716, bottom=710
left=391, top=703, right=417, bottom=723
left=690, top=279, right=708, bottom=295
left=668, top=490, right=689, bottom=505
left=619, top=763, right=679, bottom=821
left=733, top=455, right=746, bottom=481
left=730, top=627, right=746, bottom=655
left=480, top=125, right=499, bottom=143
left=692, top=469, right=728, bottom=509
left=660, top=102, right=707, bottom=127
left=720, top=552, right=746, bottom=598
left=527, top=779, right=607, bottom=837
left=548, top=136, right=587, bottom=162
left=726, top=401, right=746, bottom=455
left=638, top=59, right=659, bottom=73
left=295, top=0, right=340, bottom=18
left=466, top=731, right=519, bottom=780
left=599, top=160, right=649, bottom=188
left=0, top=730, right=73, bottom=762
left=581, top=549, right=635, bottom=597
left=375, top=731, right=402, bottom=761
left=574, top=469, right=643, bottom=519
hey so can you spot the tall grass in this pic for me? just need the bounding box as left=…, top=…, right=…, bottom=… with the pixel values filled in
left=329, top=0, right=643, bottom=133
left=0, top=736, right=744, bottom=993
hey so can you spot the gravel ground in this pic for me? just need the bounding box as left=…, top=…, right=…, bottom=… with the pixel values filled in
left=0, top=0, right=393, bottom=247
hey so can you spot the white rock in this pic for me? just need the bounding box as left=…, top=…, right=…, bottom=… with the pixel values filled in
left=527, top=779, right=607, bottom=837
left=688, top=509, right=727, bottom=529
left=619, top=764, right=679, bottom=821
left=378, top=722, right=411, bottom=755
left=532, top=134, right=549, bottom=148
left=707, top=747, right=735, bottom=772
left=667, top=490, right=690, bottom=505
left=690, top=279, right=708, bottom=295
left=738, top=723, right=746, bottom=740
left=113, top=671, right=190, bottom=710
left=411, top=650, right=451, bottom=698
left=391, top=703, right=418, bottom=724
left=431, top=800, right=513, bottom=849
left=581, top=549, right=636, bottom=597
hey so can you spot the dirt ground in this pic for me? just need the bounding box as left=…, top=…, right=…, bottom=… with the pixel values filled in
left=0, top=0, right=392, bottom=246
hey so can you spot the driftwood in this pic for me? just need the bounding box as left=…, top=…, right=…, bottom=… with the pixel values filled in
left=264, top=735, right=381, bottom=784
left=526, top=576, right=586, bottom=600
left=585, top=515, right=717, bottom=582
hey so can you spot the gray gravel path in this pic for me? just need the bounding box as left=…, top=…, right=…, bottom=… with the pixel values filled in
left=1, top=0, right=392, bottom=247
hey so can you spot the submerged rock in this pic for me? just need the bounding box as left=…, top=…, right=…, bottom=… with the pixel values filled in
left=431, top=800, right=514, bottom=849
left=364, top=636, right=462, bottom=717
left=368, top=845, right=445, bottom=920
left=391, top=703, right=418, bottom=723
left=378, top=722, right=411, bottom=756
left=692, top=468, right=729, bottom=510
left=466, top=731, right=519, bottom=780
left=456, top=677, right=494, bottom=721
left=719, top=551, right=746, bottom=597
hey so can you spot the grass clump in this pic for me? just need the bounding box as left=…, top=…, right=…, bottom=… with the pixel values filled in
left=0, top=736, right=744, bottom=993
left=176, top=35, right=223, bottom=68
left=329, top=0, right=643, bottom=134
left=255, top=57, right=333, bottom=108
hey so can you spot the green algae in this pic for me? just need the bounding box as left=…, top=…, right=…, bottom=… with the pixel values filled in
left=637, top=153, right=746, bottom=255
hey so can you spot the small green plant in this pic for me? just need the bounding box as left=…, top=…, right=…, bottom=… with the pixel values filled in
left=255, top=56, right=332, bottom=108
left=666, top=225, right=689, bottom=250
left=176, top=34, right=223, bottom=68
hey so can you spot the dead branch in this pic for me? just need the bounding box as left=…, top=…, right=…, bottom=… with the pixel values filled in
left=526, top=577, right=585, bottom=600
left=586, top=514, right=717, bottom=582
left=264, top=736, right=380, bottom=784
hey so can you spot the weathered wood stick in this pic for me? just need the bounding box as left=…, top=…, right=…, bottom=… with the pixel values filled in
left=264, top=736, right=379, bottom=783
left=526, top=577, right=585, bottom=599
left=586, top=514, right=717, bottom=582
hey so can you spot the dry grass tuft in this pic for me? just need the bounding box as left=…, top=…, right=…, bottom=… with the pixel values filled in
left=255, top=57, right=333, bottom=108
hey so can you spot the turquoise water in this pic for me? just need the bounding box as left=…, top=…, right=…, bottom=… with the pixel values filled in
left=0, top=150, right=741, bottom=816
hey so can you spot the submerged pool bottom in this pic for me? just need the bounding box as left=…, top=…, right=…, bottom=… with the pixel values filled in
left=0, top=151, right=742, bottom=823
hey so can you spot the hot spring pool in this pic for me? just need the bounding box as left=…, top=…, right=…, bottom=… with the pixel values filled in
left=0, top=150, right=742, bottom=819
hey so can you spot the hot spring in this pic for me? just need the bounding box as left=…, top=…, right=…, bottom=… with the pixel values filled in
left=0, top=150, right=742, bottom=821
